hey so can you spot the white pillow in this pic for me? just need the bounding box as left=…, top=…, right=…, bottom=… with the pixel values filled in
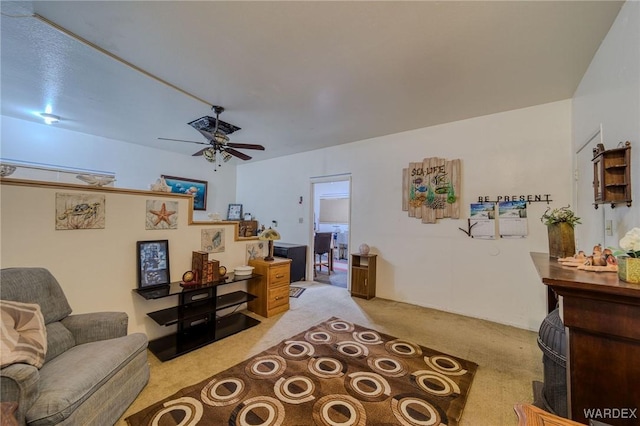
left=1, top=300, right=47, bottom=369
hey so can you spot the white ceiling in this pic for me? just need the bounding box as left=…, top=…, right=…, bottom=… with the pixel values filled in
left=1, top=1, right=624, bottom=164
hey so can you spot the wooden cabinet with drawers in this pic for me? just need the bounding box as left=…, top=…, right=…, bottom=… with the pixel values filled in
left=247, top=257, right=292, bottom=317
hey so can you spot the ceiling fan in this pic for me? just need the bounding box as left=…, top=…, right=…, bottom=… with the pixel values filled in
left=158, top=106, right=265, bottom=170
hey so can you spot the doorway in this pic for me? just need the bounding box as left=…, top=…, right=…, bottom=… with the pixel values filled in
left=309, top=175, right=351, bottom=289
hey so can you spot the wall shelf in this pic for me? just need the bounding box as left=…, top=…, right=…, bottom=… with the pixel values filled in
left=592, top=141, right=632, bottom=208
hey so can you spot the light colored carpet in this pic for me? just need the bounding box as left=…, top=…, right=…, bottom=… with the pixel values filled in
left=117, top=282, right=542, bottom=426
left=313, top=269, right=347, bottom=288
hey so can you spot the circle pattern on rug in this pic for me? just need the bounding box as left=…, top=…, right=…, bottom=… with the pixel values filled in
left=424, top=355, right=468, bottom=376
left=410, top=370, right=461, bottom=396
left=344, top=371, right=391, bottom=402
left=328, top=319, right=355, bottom=333
left=367, top=356, right=408, bottom=378
left=334, top=341, right=369, bottom=358
left=229, top=396, right=285, bottom=426
left=245, top=355, right=287, bottom=380
left=312, top=394, right=367, bottom=426
left=280, top=340, right=315, bottom=360
left=308, top=356, right=347, bottom=379
left=274, top=375, right=316, bottom=404
left=150, top=396, right=203, bottom=425
left=201, top=377, right=246, bottom=407
left=385, top=339, right=423, bottom=358
left=305, top=330, right=337, bottom=345
left=352, top=330, right=383, bottom=345
left=391, top=395, right=443, bottom=426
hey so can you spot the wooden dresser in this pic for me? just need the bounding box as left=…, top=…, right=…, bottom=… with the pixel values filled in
left=531, top=252, right=640, bottom=425
left=248, top=257, right=292, bottom=317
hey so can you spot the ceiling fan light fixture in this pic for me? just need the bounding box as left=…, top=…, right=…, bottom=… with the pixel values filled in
left=203, top=147, right=216, bottom=162
left=221, top=151, right=233, bottom=162
left=214, top=133, right=229, bottom=144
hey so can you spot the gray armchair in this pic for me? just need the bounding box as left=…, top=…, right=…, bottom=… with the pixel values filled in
left=0, top=268, right=149, bottom=425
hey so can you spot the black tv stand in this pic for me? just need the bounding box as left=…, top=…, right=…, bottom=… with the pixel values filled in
left=134, top=274, right=260, bottom=361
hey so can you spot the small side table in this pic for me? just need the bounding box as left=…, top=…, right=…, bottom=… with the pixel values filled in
left=350, top=253, right=377, bottom=299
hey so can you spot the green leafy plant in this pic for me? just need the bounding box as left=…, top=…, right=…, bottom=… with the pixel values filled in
left=540, top=205, right=581, bottom=228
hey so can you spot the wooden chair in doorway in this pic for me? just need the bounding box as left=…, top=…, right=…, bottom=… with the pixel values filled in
left=314, top=232, right=332, bottom=276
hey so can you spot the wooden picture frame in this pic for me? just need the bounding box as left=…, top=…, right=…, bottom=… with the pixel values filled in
left=136, top=240, right=171, bottom=289
left=162, top=175, right=208, bottom=211
left=227, top=203, right=243, bottom=220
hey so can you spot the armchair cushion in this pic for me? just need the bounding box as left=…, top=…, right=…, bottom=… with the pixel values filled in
left=0, top=268, right=71, bottom=324
left=61, top=312, right=127, bottom=345
left=43, top=322, right=75, bottom=363
left=26, top=333, right=148, bottom=426
left=1, top=300, right=47, bottom=369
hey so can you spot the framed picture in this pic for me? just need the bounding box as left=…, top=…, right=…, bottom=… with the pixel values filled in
left=137, top=240, right=171, bottom=289
left=162, top=175, right=207, bottom=211
left=227, top=203, right=243, bottom=220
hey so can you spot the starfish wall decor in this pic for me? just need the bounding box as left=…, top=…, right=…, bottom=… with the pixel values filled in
left=146, top=200, right=178, bottom=230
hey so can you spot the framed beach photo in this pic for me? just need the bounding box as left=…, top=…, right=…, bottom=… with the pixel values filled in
left=162, top=175, right=208, bottom=211
left=136, top=240, right=171, bottom=289
left=227, top=203, right=243, bottom=220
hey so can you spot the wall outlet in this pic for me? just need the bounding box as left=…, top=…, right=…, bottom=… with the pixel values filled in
left=605, top=220, right=613, bottom=236
left=299, top=217, right=304, bottom=223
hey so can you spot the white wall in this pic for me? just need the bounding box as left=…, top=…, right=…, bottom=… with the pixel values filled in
left=0, top=116, right=237, bottom=220
left=0, top=182, right=251, bottom=340
left=238, top=100, right=573, bottom=330
left=572, top=0, right=640, bottom=249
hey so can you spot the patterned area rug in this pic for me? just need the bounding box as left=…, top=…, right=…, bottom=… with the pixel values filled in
left=125, top=317, right=478, bottom=426
left=289, top=286, right=306, bottom=298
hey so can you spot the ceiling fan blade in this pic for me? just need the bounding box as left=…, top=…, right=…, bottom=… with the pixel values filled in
left=192, top=148, right=208, bottom=157
left=227, top=143, right=265, bottom=151
left=158, top=137, right=208, bottom=145
left=225, top=147, right=252, bottom=161
left=196, top=129, right=216, bottom=141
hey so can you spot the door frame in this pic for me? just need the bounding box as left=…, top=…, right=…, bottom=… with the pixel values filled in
left=308, top=174, right=352, bottom=287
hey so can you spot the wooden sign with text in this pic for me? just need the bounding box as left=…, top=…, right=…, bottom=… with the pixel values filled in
left=402, top=157, right=461, bottom=224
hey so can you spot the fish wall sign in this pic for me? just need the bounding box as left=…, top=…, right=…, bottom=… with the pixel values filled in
left=402, top=157, right=461, bottom=224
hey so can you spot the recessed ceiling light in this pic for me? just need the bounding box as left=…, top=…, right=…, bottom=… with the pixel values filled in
left=40, top=112, right=60, bottom=124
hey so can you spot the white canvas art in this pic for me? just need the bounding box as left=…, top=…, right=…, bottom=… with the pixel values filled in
left=202, top=228, right=225, bottom=253
left=145, top=200, right=178, bottom=230
left=246, top=241, right=267, bottom=263
left=56, top=193, right=105, bottom=230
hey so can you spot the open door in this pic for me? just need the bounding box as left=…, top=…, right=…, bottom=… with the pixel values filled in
left=310, top=175, right=351, bottom=289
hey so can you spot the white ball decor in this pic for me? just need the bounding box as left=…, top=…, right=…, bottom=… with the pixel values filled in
left=358, top=243, right=370, bottom=255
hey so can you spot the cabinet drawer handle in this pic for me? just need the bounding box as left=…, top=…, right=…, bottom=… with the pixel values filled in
left=364, top=279, right=368, bottom=287
left=275, top=274, right=285, bottom=279
left=274, top=296, right=280, bottom=300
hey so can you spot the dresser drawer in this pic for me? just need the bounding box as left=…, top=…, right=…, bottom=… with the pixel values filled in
left=268, top=285, right=289, bottom=310
left=269, top=265, right=290, bottom=287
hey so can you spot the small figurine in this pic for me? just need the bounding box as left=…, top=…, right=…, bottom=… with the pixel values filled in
left=150, top=177, right=171, bottom=192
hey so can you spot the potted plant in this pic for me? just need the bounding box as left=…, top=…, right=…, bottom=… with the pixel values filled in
left=614, top=227, right=640, bottom=283
left=540, top=206, right=581, bottom=258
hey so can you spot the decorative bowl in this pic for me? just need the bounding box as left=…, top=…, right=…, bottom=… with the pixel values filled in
left=0, top=165, right=17, bottom=177
left=234, top=265, right=254, bottom=276
left=76, top=174, right=116, bottom=186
